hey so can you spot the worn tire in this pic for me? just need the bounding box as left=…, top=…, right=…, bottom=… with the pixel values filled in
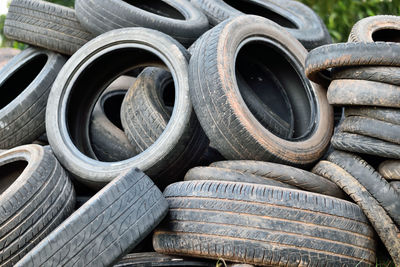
left=16, top=168, right=168, bottom=267
left=339, top=116, right=400, bottom=144
left=328, top=150, right=400, bottom=226
left=75, top=0, right=209, bottom=47
left=349, top=15, right=400, bottom=43
left=379, top=160, right=400, bottom=180
left=190, top=0, right=331, bottom=50
left=0, top=145, right=75, bottom=267
left=345, top=107, right=400, bottom=125
left=4, top=0, right=93, bottom=55
left=0, top=48, right=20, bottom=69
left=391, top=181, right=400, bottom=193
left=153, top=180, right=376, bottom=266
left=327, top=79, right=400, bottom=108
left=184, top=166, right=298, bottom=189
left=305, top=42, right=400, bottom=86
left=90, top=76, right=137, bottom=162
left=189, top=15, right=333, bottom=167
left=210, top=160, right=345, bottom=198
left=331, top=132, right=400, bottom=159
left=332, top=66, right=400, bottom=86
left=313, top=161, right=399, bottom=266
left=0, top=47, right=65, bottom=149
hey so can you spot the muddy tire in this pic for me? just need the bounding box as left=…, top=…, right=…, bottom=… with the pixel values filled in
left=349, top=15, right=400, bottom=43
left=0, top=145, right=75, bottom=267
left=345, top=107, right=400, bottom=125
left=153, top=180, right=376, bottom=266
left=379, top=160, right=400, bottom=180
left=332, top=66, right=400, bottom=86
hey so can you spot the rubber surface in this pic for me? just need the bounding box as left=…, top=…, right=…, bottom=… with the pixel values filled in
left=332, top=66, right=400, bottom=86
left=344, top=107, right=400, bottom=125
left=379, top=160, right=400, bottom=181
left=153, top=180, right=376, bottom=266
left=349, top=15, right=400, bottom=43
left=4, top=0, right=93, bottom=55
left=0, top=48, right=20, bottom=69
left=16, top=168, right=168, bottom=267
left=0, top=145, right=75, bottom=267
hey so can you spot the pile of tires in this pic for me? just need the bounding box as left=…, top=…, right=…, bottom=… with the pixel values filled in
left=0, top=0, right=397, bottom=266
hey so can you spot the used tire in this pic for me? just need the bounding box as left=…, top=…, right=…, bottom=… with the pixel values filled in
left=16, top=168, right=168, bottom=267
left=4, top=0, right=93, bottom=55
left=0, top=47, right=65, bottom=149
left=313, top=161, right=399, bottom=266
left=391, top=181, right=400, bottom=193
left=332, top=66, right=400, bottom=86
left=190, top=0, right=331, bottom=50
left=327, top=79, right=400, bottom=108
left=0, top=48, right=20, bottom=69
left=90, top=76, right=137, bottom=162
left=339, top=116, right=400, bottom=144
left=210, top=160, right=345, bottom=198
left=345, top=106, right=400, bottom=125
left=0, top=145, right=75, bottom=267
left=153, top=180, right=376, bottom=266
left=46, top=28, right=206, bottom=188
left=379, top=160, right=400, bottom=180
left=349, top=15, right=400, bottom=43
left=327, top=150, right=400, bottom=226
left=75, top=0, right=209, bottom=47
left=189, top=15, right=333, bottom=167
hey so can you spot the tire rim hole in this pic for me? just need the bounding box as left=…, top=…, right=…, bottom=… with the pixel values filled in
left=0, top=160, right=28, bottom=195
left=102, top=91, right=126, bottom=130
left=123, top=0, right=185, bottom=20
left=162, top=78, right=175, bottom=109
left=372, top=29, right=400, bottom=43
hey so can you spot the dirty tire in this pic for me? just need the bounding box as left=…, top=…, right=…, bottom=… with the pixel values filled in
left=332, top=66, right=400, bottom=86
left=114, top=252, right=214, bottom=267
left=339, top=116, right=400, bottom=144
left=189, top=15, right=333, bottom=167
left=0, top=48, right=20, bottom=69
left=345, top=107, right=400, bottom=125
left=349, top=15, right=400, bottom=43
left=0, top=47, right=65, bottom=149
left=4, top=0, right=93, bottom=55
left=184, top=166, right=298, bottom=189
left=305, top=42, right=400, bottom=86
left=90, top=76, right=137, bottom=162
left=190, top=0, right=331, bottom=50
left=327, top=79, right=400, bottom=108
left=16, top=168, right=168, bottom=267
left=153, top=180, right=376, bottom=266
left=0, top=145, right=75, bottom=267
left=327, top=150, right=400, bottom=226
left=379, top=160, right=400, bottom=180
left=210, top=160, right=345, bottom=198
left=391, top=182, right=400, bottom=193
left=313, top=161, right=399, bottom=266
left=331, top=132, right=400, bottom=159
left=75, top=0, right=209, bottom=47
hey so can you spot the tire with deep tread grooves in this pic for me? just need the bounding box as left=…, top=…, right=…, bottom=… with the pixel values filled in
left=189, top=15, right=333, bottom=167
left=327, top=150, right=400, bottom=226
left=16, top=168, right=168, bottom=267
left=0, top=144, right=75, bottom=267
left=345, top=107, right=400, bottom=125
left=0, top=47, right=65, bottom=149
left=210, top=160, right=345, bottom=198
left=332, top=66, right=400, bottom=86
left=349, top=15, right=400, bottom=43
left=379, top=160, right=400, bottom=180
left=313, top=161, right=399, bottom=266
left=153, top=180, right=376, bottom=266
left=4, top=0, right=93, bottom=55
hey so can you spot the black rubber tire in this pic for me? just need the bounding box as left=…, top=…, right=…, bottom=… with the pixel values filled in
left=153, top=180, right=376, bottom=266
left=379, top=160, right=400, bottom=180
left=189, top=15, right=333, bottom=167
left=75, top=0, right=209, bottom=47
left=90, top=76, right=137, bottom=162
left=327, top=79, right=400, bottom=108
left=0, top=48, right=20, bottom=69
left=0, top=145, right=75, bottom=267
left=4, top=0, right=93, bottom=55
left=121, top=67, right=209, bottom=185
left=190, top=0, right=331, bottom=50
left=391, top=181, right=400, bottom=193
left=332, top=66, right=400, bottom=86
left=0, top=47, right=66, bottom=149
left=339, top=116, right=400, bottom=144
left=349, top=15, right=400, bottom=43
left=16, top=168, right=168, bottom=267
left=312, top=161, right=399, bottom=266
left=184, top=166, right=299, bottom=189
left=331, top=132, right=400, bottom=159
left=114, top=252, right=215, bottom=267
left=345, top=106, right=400, bottom=125
left=46, top=28, right=204, bottom=188
left=210, top=160, right=346, bottom=198
left=305, top=42, right=400, bottom=86
left=327, top=150, right=400, bottom=226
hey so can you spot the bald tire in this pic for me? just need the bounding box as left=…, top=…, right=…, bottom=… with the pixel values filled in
left=153, top=180, right=376, bottom=267
left=344, top=107, right=400, bottom=125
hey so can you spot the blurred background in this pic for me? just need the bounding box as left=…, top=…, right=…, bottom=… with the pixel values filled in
left=1, top=0, right=400, bottom=47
